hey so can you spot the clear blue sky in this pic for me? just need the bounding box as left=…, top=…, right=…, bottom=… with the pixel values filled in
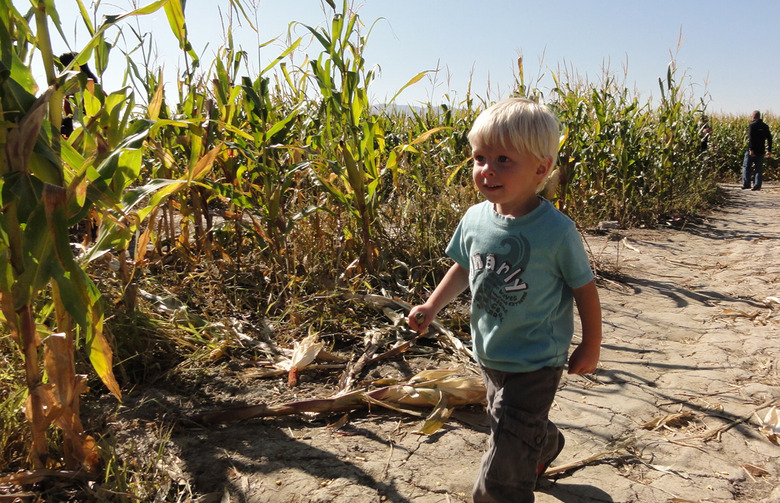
left=17, top=0, right=780, bottom=116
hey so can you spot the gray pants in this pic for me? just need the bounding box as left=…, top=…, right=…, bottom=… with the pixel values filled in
left=473, top=366, right=564, bottom=503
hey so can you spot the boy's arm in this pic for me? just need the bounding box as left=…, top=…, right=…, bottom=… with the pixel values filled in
left=408, top=263, right=469, bottom=332
left=568, top=280, right=602, bottom=374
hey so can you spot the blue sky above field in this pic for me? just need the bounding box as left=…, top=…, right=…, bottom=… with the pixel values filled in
left=16, top=0, right=780, bottom=116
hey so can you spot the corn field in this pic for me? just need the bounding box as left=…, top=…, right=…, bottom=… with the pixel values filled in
left=0, top=0, right=775, bottom=497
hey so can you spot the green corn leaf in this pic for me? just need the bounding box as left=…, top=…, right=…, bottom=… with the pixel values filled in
left=95, top=34, right=111, bottom=77
left=80, top=214, right=133, bottom=265
left=163, top=0, right=187, bottom=47
left=60, top=137, right=87, bottom=172
left=74, top=0, right=95, bottom=36
left=1, top=171, right=40, bottom=227
left=27, top=145, right=63, bottom=186
left=384, top=71, right=429, bottom=108
left=0, top=13, right=13, bottom=72
left=44, top=185, right=87, bottom=311
left=304, top=25, right=332, bottom=56
left=68, top=0, right=168, bottom=76
left=263, top=109, right=299, bottom=142
left=122, top=179, right=180, bottom=211
left=42, top=0, right=68, bottom=48
left=82, top=82, right=102, bottom=116
left=148, top=118, right=202, bottom=135
left=136, top=144, right=222, bottom=222
left=311, top=172, right=354, bottom=215
left=85, top=121, right=151, bottom=206
left=9, top=52, right=36, bottom=94
left=17, top=207, right=52, bottom=305
left=162, top=0, right=198, bottom=62
left=260, top=37, right=302, bottom=76
left=123, top=0, right=169, bottom=16
left=112, top=148, right=143, bottom=196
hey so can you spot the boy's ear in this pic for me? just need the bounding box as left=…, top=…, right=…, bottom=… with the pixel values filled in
left=536, top=157, right=554, bottom=178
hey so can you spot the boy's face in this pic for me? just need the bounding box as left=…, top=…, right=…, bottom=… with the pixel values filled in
left=471, top=141, right=552, bottom=218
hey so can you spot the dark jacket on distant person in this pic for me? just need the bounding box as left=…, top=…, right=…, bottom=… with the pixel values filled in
left=748, top=119, right=773, bottom=156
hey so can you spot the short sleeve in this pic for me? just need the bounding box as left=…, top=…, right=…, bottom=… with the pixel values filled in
left=557, top=226, right=594, bottom=289
left=445, top=218, right=470, bottom=270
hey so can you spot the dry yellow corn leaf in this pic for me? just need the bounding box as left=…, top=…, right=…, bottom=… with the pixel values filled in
left=540, top=168, right=561, bottom=200
left=715, top=308, right=760, bottom=320
left=742, top=463, right=770, bottom=477
left=429, top=374, right=487, bottom=406
left=34, top=333, right=99, bottom=472
left=641, top=411, right=696, bottom=431
left=327, top=413, right=350, bottom=432
left=416, top=392, right=455, bottom=435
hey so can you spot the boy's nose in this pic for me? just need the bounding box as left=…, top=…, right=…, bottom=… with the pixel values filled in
left=479, top=162, right=495, bottom=177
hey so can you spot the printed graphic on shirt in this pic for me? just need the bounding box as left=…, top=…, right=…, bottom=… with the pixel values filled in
left=470, top=234, right=531, bottom=321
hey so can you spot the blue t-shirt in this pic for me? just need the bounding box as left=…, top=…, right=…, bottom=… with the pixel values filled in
left=446, top=198, right=594, bottom=372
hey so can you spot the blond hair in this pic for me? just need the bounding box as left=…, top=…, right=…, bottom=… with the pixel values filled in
left=468, top=98, right=560, bottom=167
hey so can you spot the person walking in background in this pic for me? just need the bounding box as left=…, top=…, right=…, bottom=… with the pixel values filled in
left=698, top=117, right=713, bottom=152
left=742, top=110, right=773, bottom=190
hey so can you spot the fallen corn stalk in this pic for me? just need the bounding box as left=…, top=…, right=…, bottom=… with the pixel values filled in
left=344, top=292, right=474, bottom=363
left=190, top=369, right=486, bottom=435
left=697, top=399, right=776, bottom=442
left=0, top=469, right=99, bottom=486
left=338, top=328, right=385, bottom=391
left=542, top=441, right=681, bottom=479
left=541, top=448, right=619, bottom=477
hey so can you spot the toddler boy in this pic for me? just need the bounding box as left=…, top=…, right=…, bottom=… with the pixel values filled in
left=409, top=98, right=602, bottom=502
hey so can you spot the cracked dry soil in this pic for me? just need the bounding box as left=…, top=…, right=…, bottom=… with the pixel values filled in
left=117, top=183, right=779, bottom=503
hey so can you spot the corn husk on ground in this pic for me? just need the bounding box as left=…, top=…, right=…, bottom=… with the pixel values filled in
left=190, top=369, right=486, bottom=435
left=756, top=406, right=779, bottom=444
left=279, top=334, right=327, bottom=386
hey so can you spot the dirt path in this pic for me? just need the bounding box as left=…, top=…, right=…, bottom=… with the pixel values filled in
left=153, top=184, right=779, bottom=503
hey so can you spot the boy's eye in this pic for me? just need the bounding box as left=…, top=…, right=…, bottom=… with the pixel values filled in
left=498, top=155, right=510, bottom=163
left=473, top=155, right=486, bottom=164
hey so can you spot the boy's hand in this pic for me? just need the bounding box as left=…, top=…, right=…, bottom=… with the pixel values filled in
left=407, top=263, right=469, bottom=334
left=407, top=306, right=434, bottom=333
left=567, top=343, right=600, bottom=374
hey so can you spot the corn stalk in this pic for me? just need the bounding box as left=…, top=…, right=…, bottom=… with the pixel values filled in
left=302, top=1, right=392, bottom=273
left=190, top=368, right=486, bottom=435
left=549, top=63, right=713, bottom=226
left=0, top=0, right=202, bottom=470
